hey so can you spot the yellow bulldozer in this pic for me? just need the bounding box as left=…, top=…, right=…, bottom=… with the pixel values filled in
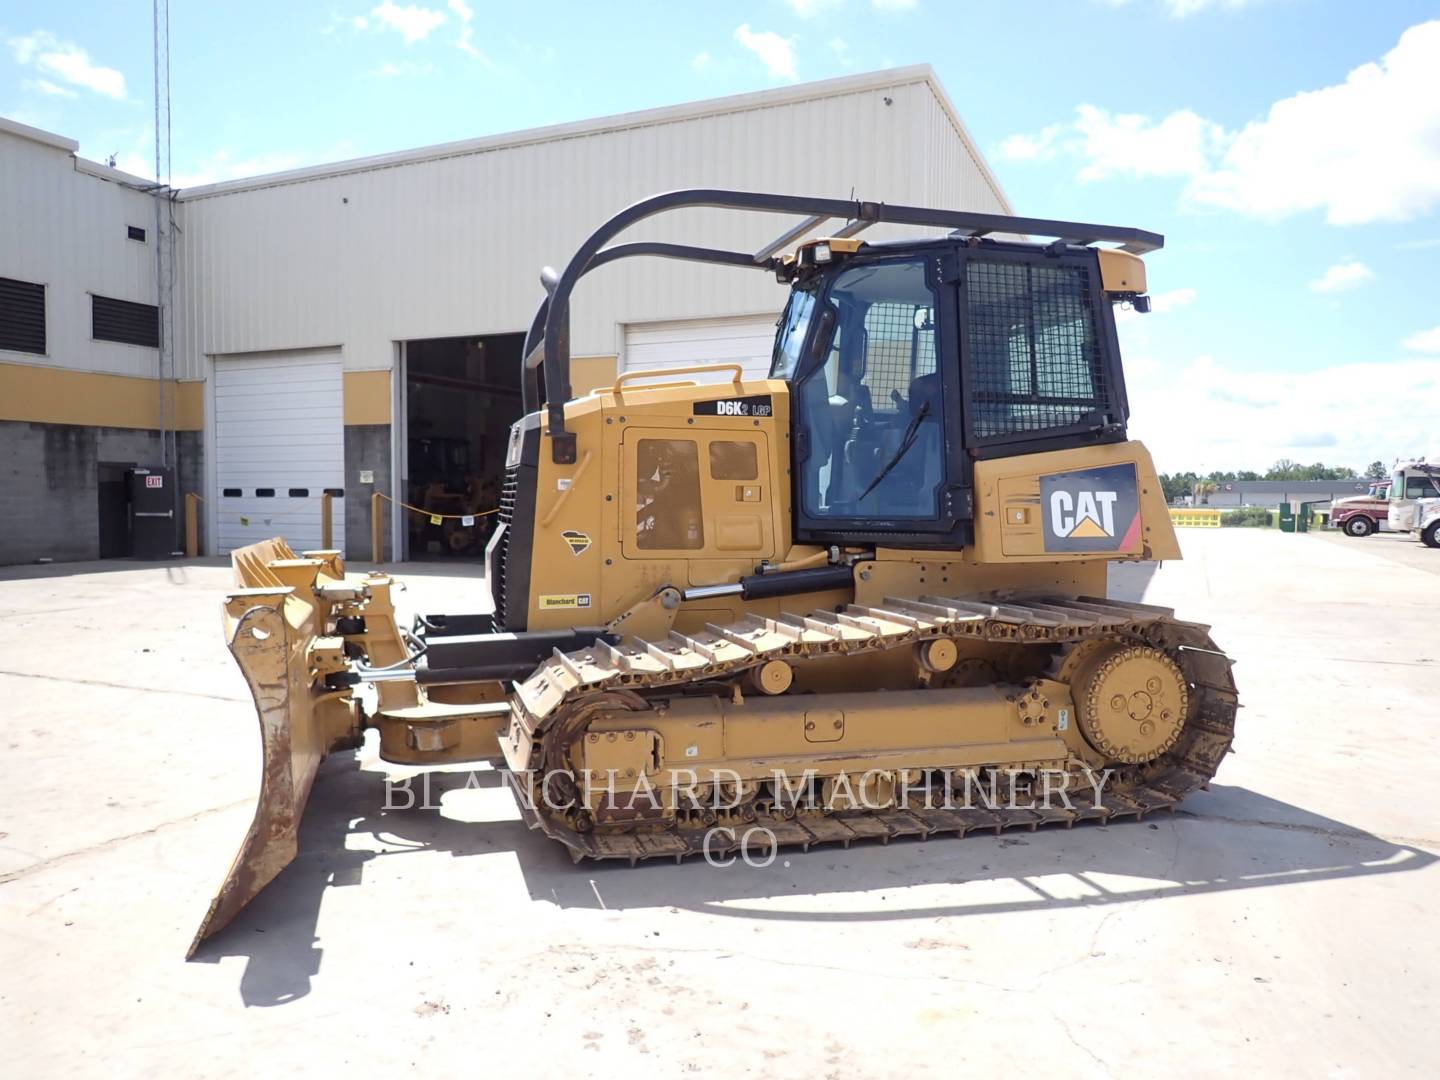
left=194, top=190, right=1237, bottom=955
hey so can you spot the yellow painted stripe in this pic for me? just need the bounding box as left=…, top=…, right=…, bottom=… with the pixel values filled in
left=343, top=369, right=391, bottom=425
left=0, top=361, right=203, bottom=430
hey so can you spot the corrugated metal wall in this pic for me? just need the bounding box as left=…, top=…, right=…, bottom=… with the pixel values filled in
left=0, top=132, right=162, bottom=378
left=175, top=69, right=1010, bottom=378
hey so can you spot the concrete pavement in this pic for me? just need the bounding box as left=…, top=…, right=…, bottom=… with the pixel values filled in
left=1, top=530, right=1436, bottom=1077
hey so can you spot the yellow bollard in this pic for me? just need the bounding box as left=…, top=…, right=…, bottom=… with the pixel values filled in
left=320, top=492, right=333, bottom=550
left=371, top=491, right=385, bottom=565
left=185, top=492, right=200, bottom=557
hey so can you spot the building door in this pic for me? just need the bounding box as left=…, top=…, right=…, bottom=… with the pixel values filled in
left=214, top=349, right=345, bottom=554
left=402, top=333, right=524, bottom=560
left=97, top=462, right=132, bottom=558
left=623, top=314, right=780, bottom=381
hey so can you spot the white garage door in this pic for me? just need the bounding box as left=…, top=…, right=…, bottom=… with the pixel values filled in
left=214, top=350, right=345, bottom=555
left=624, top=313, right=780, bottom=381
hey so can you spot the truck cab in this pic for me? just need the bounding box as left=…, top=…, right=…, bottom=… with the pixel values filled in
left=1386, top=462, right=1440, bottom=536
left=1330, top=479, right=1391, bottom=537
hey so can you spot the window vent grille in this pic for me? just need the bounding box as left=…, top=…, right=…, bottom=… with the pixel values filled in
left=0, top=276, right=46, bottom=355
left=92, top=294, right=159, bottom=348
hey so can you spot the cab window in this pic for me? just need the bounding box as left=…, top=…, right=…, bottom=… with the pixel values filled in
left=769, top=288, right=816, bottom=379
left=635, top=440, right=704, bottom=549
left=1404, top=475, right=1440, bottom=499
left=795, top=258, right=944, bottom=520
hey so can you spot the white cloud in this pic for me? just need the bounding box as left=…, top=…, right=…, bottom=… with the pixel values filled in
left=1194, top=21, right=1440, bottom=223
left=1073, top=105, right=1227, bottom=181
left=873, top=0, right=919, bottom=9
left=1402, top=326, right=1440, bottom=353
left=691, top=51, right=713, bottom=72
left=996, top=124, right=1063, bottom=163
left=369, top=2, right=447, bottom=44
left=1125, top=351, right=1440, bottom=473
left=1161, top=0, right=1255, bottom=15
left=7, top=31, right=125, bottom=99
left=829, top=37, right=851, bottom=66
left=1151, top=287, right=1197, bottom=313
left=25, top=78, right=77, bottom=98
left=997, top=20, right=1440, bottom=226
left=785, top=0, right=842, bottom=15
left=734, top=24, right=798, bottom=82
left=447, top=0, right=473, bottom=20
left=112, top=152, right=154, bottom=179
left=995, top=106, right=1227, bottom=177
left=1113, top=287, right=1438, bottom=469
left=1308, top=259, right=1374, bottom=294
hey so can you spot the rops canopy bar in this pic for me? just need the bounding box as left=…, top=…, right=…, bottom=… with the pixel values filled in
left=528, top=188, right=1164, bottom=463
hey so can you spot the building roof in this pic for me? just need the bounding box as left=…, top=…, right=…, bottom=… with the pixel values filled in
left=0, top=115, right=78, bottom=154
left=1, top=66, right=1012, bottom=213
left=1230, top=479, right=1368, bottom=493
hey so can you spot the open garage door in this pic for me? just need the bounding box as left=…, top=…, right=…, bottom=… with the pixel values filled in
left=624, top=313, right=780, bottom=380
left=214, top=350, right=345, bottom=554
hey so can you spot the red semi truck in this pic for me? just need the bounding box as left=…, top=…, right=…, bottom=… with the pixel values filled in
left=1329, top=480, right=1391, bottom=537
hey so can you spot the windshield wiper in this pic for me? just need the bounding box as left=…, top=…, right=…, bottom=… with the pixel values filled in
left=857, top=398, right=931, bottom=503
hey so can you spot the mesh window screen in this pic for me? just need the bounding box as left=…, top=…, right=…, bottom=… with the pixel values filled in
left=966, top=259, right=1105, bottom=439
left=862, top=302, right=936, bottom=414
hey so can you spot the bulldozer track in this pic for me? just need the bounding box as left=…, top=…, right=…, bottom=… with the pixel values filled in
left=507, top=595, right=1238, bottom=863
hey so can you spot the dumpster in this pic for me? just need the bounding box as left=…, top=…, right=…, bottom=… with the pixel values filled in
left=1297, top=500, right=1326, bottom=533
left=1277, top=501, right=1295, bottom=533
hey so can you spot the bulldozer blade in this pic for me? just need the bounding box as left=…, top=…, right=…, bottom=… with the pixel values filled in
left=189, top=544, right=364, bottom=958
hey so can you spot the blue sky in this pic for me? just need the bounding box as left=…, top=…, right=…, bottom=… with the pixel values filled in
left=3, top=0, right=1438, bottom=473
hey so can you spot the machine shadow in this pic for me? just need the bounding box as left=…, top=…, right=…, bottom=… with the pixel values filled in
left=193, top=753, right=1436, bottom=1006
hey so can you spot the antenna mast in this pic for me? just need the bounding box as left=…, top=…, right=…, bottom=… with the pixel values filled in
left=153, top=0, right=176, bottom=472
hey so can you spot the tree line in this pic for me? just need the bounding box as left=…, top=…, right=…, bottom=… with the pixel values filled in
left=1157, top=460, right=1386, bottom=504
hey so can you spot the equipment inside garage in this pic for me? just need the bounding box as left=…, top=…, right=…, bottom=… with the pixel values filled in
left=404, top=333, right=524, bottom=559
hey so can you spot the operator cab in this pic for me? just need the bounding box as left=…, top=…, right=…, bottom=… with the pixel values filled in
left=771, top=235, right=1133, bottom=548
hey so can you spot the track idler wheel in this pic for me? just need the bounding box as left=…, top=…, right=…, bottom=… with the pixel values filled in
left=1072, top=644, right=1188, bottom=764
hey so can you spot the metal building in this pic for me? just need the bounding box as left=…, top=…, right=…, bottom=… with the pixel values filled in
left=1199, top=478, right=1373, bottom=508
left=0, top=116, right=203, bottom=563
left=0, top=66, right=1011, bottom=564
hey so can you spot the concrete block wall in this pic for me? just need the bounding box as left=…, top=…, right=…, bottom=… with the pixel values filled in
left=343, top=424, right=392, bottom=562
left=0, top=421, right=203, bottom=565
